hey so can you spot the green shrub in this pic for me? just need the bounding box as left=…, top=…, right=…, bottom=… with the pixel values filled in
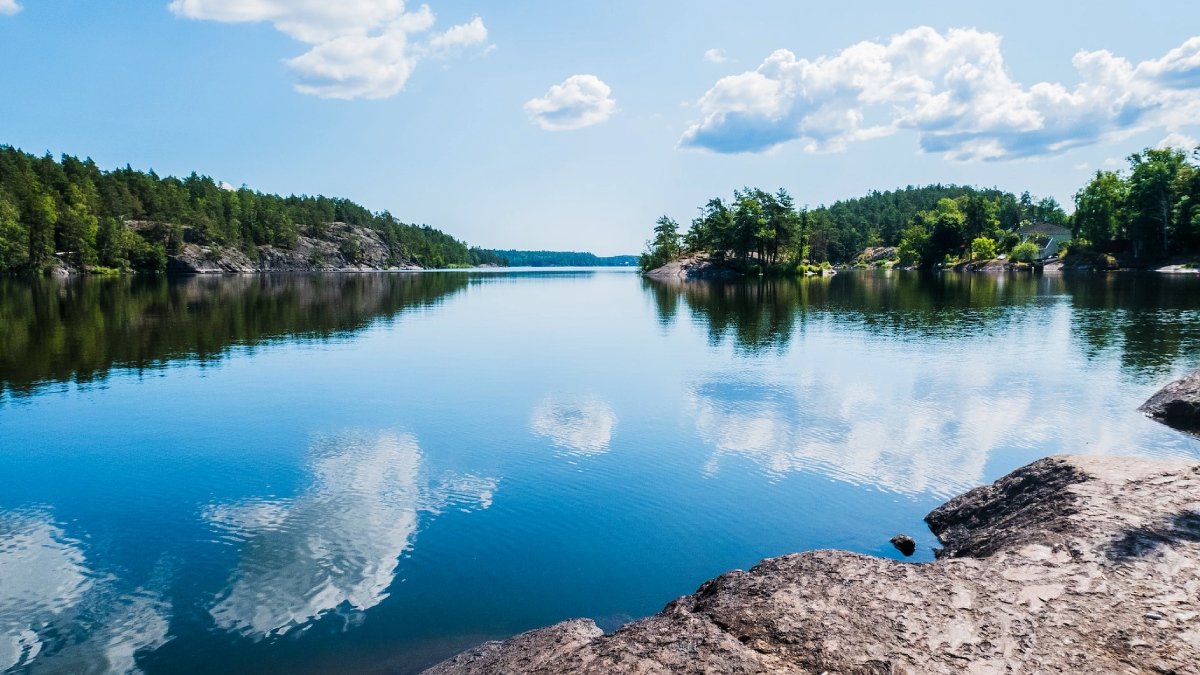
left=971, top=236, right=998, bottom=261
left=1010, top=241, right=1040, bottom=263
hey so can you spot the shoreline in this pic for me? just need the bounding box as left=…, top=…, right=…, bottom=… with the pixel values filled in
left=427, top=372, right=1200, bottom=673
left=428, top=453, right=1200, bottom=674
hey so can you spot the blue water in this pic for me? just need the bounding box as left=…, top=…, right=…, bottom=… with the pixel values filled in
left=2, top=269, right=1199, bottom=673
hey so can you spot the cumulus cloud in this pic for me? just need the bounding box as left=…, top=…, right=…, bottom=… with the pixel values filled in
left=167, top=1, right=489, bottom=99
left=524, top=75, right=617, bottom=131
left=681, top=27, right=1200, bottom=160
left=0, top=0, right=21, bottom=16
left=703, top=48, right=727, bottom=64
left=427, top=16, right=488, bottom=53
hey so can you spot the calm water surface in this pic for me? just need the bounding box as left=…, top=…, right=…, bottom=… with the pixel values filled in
left=2, top=269, right=1199, bottom=673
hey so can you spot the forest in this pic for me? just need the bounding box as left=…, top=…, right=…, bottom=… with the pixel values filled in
left=641, top=145, right=1200, bottom=272
left=0, top=146, right=485, bottom=273
left=476, top=250, right=637, bottom=267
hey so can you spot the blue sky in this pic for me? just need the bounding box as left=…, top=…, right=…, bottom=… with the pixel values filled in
left=2, top=1, right=1199, bottom=255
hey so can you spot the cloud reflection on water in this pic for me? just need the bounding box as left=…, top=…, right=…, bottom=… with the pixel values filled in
left=205, top=431, right=497, bottom=639
left=0, top=511, right=170, bottom=674
left=687, top=357, right=1199, bottom=499
left=530, top=395, right=618, bottom=456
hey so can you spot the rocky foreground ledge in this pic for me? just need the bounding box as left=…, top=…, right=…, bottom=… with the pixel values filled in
left=428, top=455, right=1200, bottom=673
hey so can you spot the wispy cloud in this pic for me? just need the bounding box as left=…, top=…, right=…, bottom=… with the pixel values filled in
left=524, top=75, right=617, bottom=131
left=703, top=48, right=727, bottom=64
left=681, top=27, right=1200, bottom=161
left=167, top=1, right=489, bottom=99
left=0, top=0, right=21, bottom=16
left=1158, top=131, right=1198, bottom=150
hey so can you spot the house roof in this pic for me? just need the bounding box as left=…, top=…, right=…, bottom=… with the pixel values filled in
left=1017, top=222, right=1072, bottom=239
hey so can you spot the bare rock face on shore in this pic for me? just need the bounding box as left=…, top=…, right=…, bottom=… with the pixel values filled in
left=427, top=455, right=1200, bottom=674
left=644, top=256, right=742, bottom=280
left=168, top=223, right=422, bottom=273
left=857, top=246, right=897, bottom=264
left=1141, top=369, right=1200, bottom=434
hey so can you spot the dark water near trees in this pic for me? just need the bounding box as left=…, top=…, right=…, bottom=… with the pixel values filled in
left=2, top=269, right=1199, bottom=674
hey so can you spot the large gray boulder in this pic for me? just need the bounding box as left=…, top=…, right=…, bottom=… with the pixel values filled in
left=1141, top=369, right=1200, bottom=433
left=427, top=455, right=1200, bottom=674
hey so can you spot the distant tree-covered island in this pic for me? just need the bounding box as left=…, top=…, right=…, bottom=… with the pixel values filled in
left=473, top=250, right=637, bottom=267
left=641, top=145, right=1200, bottom=275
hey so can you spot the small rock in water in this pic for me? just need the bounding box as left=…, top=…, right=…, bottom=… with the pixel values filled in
left=890, top=534, right=916, bottom=557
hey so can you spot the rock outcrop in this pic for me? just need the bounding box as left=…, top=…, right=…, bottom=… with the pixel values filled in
left=1141, top=369, right=1200, bottom=434
left=857, top=246, right=897, bottom=265
left=644, top=257, right=743, bottom=280
left=428, top=455, right=1200, bottom=674
left=167, top=223, right=423, bottom=274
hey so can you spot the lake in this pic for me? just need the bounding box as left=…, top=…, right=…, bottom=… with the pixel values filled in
left=2, top=269, right=1199, bottom=674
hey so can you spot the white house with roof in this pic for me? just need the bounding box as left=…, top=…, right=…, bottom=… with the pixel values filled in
left=1017, top=222, right=1073, bottom=260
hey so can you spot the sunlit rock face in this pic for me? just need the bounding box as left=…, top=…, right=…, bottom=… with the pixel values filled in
left=206, top=431, right=497, bottom=639
left=0, top=511, right=170, bottom=674
left=530, top=396, right=618, bottom=456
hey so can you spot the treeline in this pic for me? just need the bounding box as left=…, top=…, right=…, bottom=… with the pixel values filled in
left=1073, top=147, right=1200, bottom=259
left=643, top=145, right=1200, bottom=272
left=641, top=184, right=1066, bottom=271
left=0, top=145, right=479, bottom=273
left=477, top=249, right=638, bottom=267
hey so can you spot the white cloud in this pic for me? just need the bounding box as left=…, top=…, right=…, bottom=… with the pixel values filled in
left=530, top=395, right=617, bottom=455
left=1158, top=131, right=1198, bottom=150
left=0, top=0, right=21, bottom=16
left=703, top=48, right=727, bottom=64
left=427, top=16, right=488, bottom=53
left=681, top=27, right=1200, bottom=161
left=167, top=1, right=489, bottom=99
left=524, top=75, right=617, bottom=131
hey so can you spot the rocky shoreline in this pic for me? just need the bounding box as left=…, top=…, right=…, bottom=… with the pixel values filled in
left=643, top=256, right=744, bottom=280
left=168, top=223, right=424, bottom=274
left=429, top=455, right=1200, bottom=674
left=427, top=372, right=1200, bottom=673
